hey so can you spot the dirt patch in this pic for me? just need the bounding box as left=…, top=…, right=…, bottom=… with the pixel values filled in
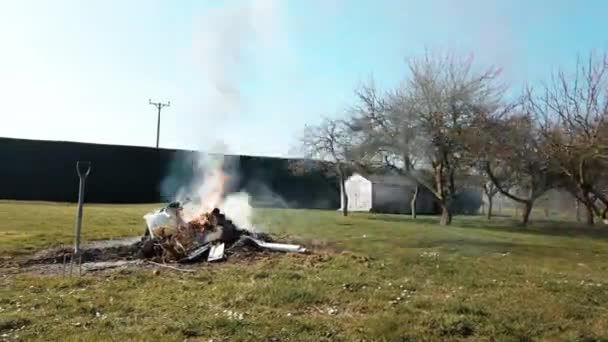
left=5, top=259, right=144, bottom=276
left=21, top=243, right=142, bottom=266
left=1, top=237, right=143, bottom=267
left=0, top=234, right=338, bottom=276
left=0, top=237, right=146, bottom=275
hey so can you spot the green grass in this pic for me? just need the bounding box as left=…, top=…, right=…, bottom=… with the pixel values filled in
left=1, top=201, right=608, bottom=341
left=0, top=201, right=159, bottom=256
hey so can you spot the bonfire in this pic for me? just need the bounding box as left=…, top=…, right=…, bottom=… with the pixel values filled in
left=140, top=164, right=306, bottom=263
left=142, top=202, right=306, bottom=263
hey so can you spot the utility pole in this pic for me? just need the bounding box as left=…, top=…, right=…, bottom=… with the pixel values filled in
left=149, top=99, right=170, bottom=149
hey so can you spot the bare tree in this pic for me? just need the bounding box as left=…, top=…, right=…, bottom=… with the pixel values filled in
left=479, top=111, right=556, bottom=226
left=348, top=78, right=422, bottom=218
left=296, top=118, right=355, bottom=216
left=405, top=52, right=505, bottom=225
left=347, top=53, right=504, bottom=226
left=482, top=179, right=511, bottom=220
left=525, top=52, right=608, bottom=225
left=482, top=181, right=500, bottom=220
left=467, top=125, right=515, bottom=221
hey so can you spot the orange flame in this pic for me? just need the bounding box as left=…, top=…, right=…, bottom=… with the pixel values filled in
left=200, top=170, right=228, bottom=213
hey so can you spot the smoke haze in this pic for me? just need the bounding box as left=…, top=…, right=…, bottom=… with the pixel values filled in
left=188, top=0, right=296, bottom=154
left=161, top=150, right=293, bottom=232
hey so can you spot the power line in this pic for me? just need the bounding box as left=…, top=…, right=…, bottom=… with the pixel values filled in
left=149, top=99, right=170, bottom=149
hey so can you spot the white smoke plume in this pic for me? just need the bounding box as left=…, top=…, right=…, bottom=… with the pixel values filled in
left=172, top=152, right=258, bottom=232
left=192, top=0, right=289, bottom=118
left=184, top=0, right=300, bottom=156
left=220, top=192, right=254, bottom=232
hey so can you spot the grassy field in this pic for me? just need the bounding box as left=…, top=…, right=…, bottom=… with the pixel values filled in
left=0, top=201, right=159, bottom=256
left=1, top=201, right=608, bottom=341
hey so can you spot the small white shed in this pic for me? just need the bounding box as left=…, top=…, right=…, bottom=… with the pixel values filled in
left=339, top=173, right=437, bottom=214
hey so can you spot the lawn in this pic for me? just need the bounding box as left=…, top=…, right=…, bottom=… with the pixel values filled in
left=1, top=201, right=608, bottom=341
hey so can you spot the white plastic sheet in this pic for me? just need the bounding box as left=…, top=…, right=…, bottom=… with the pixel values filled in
left=208, top=243, right=225, bottom=262
left=142, top=206, right=183, bottom=238
left=243, top=236, right=307, bottom=253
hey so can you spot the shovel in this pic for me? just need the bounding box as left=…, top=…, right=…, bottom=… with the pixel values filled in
left=71, top=161, right=91, bottom=275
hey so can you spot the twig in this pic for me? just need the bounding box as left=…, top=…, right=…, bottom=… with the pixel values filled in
left=146, top=261, right=195, bottom=273
left=85, top=260, right=141, bottom=272
left=62, top=254, right=67, bottom=277
left=69, top=254, right=74, bottom=276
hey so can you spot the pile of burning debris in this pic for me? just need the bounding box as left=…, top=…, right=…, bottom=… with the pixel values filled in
left=140, top=201, right=307, bottom=264
left=5, top=201, right=307, bottom=276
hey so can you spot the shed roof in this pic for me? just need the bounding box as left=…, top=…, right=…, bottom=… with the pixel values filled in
left=366, top=174, right=416, bottom=186
left=352, top=170, right=484, bottom=188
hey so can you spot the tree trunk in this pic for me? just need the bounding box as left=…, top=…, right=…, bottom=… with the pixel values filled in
left=486, top=196, right=493, bottom=220
left=411, top=186, right=419, bottom=219
left=433, top=164, right=451, bottom=225
left=340, top=176, right=348, bottom=216
left=580, top=190, right=597, bottom=226
left=521, top=201, right=533, bottom=226
left=338, top=172, right=348, bottom=217
left=575, top=199, right=581, bottom=222
left=586, top=205, right=595, bottom=225
left=439, top=204, right=452, bottom=226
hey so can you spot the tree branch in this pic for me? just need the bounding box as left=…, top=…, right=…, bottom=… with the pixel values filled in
left=485, top=162, right=528, bottom=204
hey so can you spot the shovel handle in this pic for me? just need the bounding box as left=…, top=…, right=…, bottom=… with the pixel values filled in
left=77, top=161, right=91, bottom=178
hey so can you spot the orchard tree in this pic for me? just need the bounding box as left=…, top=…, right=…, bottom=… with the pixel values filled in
left=295, top=118, right=356, bottom=216
left=348, top=79, right=422, bottom=218
left=348, top=52, right=504, bottom=226
left=405, top=52, right=505, bottom=225
left=526, top=52, right=608, bottom=224
left=480, top=111, right=556, bottom=226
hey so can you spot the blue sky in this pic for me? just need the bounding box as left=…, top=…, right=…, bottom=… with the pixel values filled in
left=1, top=0, right=606, bottom=157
